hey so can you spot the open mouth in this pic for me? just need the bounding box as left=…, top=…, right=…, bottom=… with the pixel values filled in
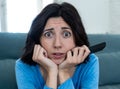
left=51, top=53, right=65, bottom=59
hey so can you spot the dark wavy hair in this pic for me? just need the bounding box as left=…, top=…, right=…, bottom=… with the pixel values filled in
left=21, top=2, right=90, bottom=65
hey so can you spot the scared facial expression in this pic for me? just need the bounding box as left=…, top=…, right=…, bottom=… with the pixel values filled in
left=40, top=17, right=75, bottom=65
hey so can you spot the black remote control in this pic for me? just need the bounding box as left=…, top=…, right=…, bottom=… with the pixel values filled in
left=89, top=42, right=106, bottom=53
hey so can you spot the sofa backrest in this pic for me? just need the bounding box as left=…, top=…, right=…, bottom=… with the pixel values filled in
left=0, top=33, right=27, bottom=89
left=0, top=33, right=120, bottom=88
left=88, top=34, right=120, bottom=53
left=88, top=34, right=120, bottom=86
left=0, top=33, right=27, bottom=59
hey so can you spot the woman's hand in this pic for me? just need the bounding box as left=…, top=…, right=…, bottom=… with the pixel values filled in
left=32, top=44, right=58, bottom=72
left=32, top=44, right=58, bottom=89
left=58, top=45, right=90, bottom=83
left=59, top=45, right=90, bottom=69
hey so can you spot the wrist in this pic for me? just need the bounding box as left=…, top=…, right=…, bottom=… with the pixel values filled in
left=48, top=70, right=58, bottom=76
left=58, top=69, right=70, bottom=84
left=46, top=64, right=58, bottom=72
left=47, top=67, right=58, bottom=77
left=46, top=70, right=58, bottom=89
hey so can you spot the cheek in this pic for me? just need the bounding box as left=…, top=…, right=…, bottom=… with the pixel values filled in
left=64, top=39, right=75, bottom=50
left=40, top=39, right=52, bottom=51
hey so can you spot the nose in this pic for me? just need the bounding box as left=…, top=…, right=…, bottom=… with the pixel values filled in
left=53, top=36, right=62, bottom=49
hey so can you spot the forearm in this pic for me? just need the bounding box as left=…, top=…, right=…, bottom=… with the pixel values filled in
left=46, top=70, right=58, bottom=89
left=58, top=77, right=75, bottom=89
left=58, top=69, right=70, bottom=84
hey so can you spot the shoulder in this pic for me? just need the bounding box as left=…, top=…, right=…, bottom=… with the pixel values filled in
left=15, top=59, right=42, bottom=88
left=15, top=58, right=38, bottom=73
left=72, top=53, right=99, bottom=84
left=75, top=53, right=99, bottom=78
left=77, top=53, right=99, bottom=69
left=16, top=58, right=29, bottom=68
left=86, top=53, right=99, bottom=67
left=76, top=54, right=99, bottom=88
left=88, top=53, right=99, bottom=63
left=84, top=53, right=99, bottom=71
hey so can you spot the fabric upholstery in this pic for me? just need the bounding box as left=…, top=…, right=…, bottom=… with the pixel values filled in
left=0, top=33, right=120, bottom=89
left=0, top=33, right=26, bottom=59
left=98, top=52, right=120, bottom=85
left=0, top=59, right=17, bottom=89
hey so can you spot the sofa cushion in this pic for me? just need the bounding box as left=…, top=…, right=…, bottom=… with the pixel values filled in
left=99, top=84, right=120, bottom=89
left=98, top=52, right=120, bottom=86
left=0, top=59, right=17, bottom=89
left=88, top=34, right=120, bottom=53
left=0, top=33, right=26, bottom=59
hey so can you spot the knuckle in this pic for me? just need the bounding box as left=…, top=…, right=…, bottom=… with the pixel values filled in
left=79, top=46, right=84, bottom=50
left=67, top=58, right=73, bottom=64
left=86, top=49, right=90, bottom=54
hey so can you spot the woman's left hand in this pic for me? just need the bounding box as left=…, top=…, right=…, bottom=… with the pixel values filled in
left=58, top=45, right=90, bottom=83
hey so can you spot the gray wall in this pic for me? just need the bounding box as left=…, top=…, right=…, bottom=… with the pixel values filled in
left=0, top=0, right=120, bottom=34
left=55, top=0, right=120, bottom=34
left=0, top=0, right=7, bottom=32
left=109, top=0, right=120, bottom=34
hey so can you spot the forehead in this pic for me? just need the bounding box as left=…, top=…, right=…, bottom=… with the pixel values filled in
left=45, top=17, right=69, bottom=26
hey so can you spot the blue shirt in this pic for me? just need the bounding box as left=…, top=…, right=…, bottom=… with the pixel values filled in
left=15, top=53, right=99, bottom=89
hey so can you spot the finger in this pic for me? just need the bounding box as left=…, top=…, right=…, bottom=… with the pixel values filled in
left=78, top=46, right=86, bottom=63
left=67, top=50, right=72, bottom=59
left=82, top=45, right=90, bottom=60
left=71, top=47, right=80, bottom=64
left=72, top=47, right=79, bottom=57
left=32, top=45, right=38, bottom=60
left=42, top=47, right=48, bottom=57
left=32, top=45, right=40, bottom=61
left=38, top=47, right=46, bottom=59
left=78, top=47, right=84, bottom=57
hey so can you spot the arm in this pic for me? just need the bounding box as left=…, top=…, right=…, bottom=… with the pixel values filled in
left=58, top=78, right=75, bottom=89
left=58, top=69, right=75, bottom=89
left=32, top=45, right=58, bottom=89
left=15, top=60, right=36, bottom=89
left=81, top=54, right=99, bottom=89
left=45, top=69, right=58, bottom=89
left=15, top=59, right=55, bottom=89
left=58, top=45, right=90, bottom=89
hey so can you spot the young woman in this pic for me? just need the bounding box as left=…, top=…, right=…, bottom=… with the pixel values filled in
left=15, top=2, right=99, bottom=89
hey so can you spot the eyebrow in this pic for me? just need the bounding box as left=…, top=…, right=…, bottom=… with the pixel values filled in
left=44, top=27, right=71, bottom=31
left=61, top=27, right=71, bottom=30
left=44, top=28, right=54, bottom=31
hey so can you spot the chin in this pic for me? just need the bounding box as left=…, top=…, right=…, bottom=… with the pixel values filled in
left=52, top=58, right=64, bottom=65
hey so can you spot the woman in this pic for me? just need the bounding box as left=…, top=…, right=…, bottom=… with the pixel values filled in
left=15, top=2, right=99, bottom=89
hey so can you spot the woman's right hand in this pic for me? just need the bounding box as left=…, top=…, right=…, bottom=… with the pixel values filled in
left=32, top=44, right=58, bottom=72
left=32, top=45, right=58, bottom=89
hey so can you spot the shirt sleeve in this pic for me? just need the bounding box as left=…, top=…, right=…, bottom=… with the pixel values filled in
left=15, top=59, right=53, bottom=89
left=15, top=61, right=36, bottom=89
left=58, top=78, right=75, bottom=89
left=81, top=55, right=99, bottom=89
left=43, top=85, right=53, bottom=89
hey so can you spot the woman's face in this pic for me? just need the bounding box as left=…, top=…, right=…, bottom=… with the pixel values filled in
left=40, top=17, right=75, bottom=65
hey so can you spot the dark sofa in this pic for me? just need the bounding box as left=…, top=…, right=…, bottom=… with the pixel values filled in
left=0, top=32, right=120, bottom=89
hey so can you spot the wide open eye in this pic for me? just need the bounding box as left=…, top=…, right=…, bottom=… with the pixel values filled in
left=63, top=31, right=71, bottom=38
left=43, top=31, right=53, bottom=38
